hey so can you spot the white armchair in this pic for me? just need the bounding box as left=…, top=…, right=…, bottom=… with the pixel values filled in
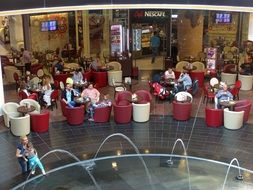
left=238, top=74, right=253, bottom=90
left=106, top=61, right=122, bottom=86
left=20, top=99, right=41, bottom=113
left=224, top=108, right=244, bottom=130
left=132, top=102, right=150, bottom=122
left=221, top=72, right=237, bottom=86
left=2, top=102, right=20, bottom=128
left=9, top=114, right=30, bottom=136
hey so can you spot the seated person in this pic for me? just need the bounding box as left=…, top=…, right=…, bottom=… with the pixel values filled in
left=164, top=67, right=175, bottom=80
left=42, top=75, right=53, bottom=108
left=81, top=83, right=100, bottom=103
left=215, top=83, right=233, bottom=109
left=174, top=70, right=192, bottom=92
left=72, top=68, right=83, bottom=84
left=87, top=94, right=112, bottom=122
left=61, top=80, right=76, bottom=108
left=81, top=83, right=100, bottom=121
left=54, top=58, right=64, bottom=74
left=89, top=53, right=101, bottom=71
left=18, top=81, right=38, bottom=100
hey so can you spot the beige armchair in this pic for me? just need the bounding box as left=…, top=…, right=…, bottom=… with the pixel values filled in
left=10, top=114, right=30, bottom=136
left=2, top=102, right=20, bottom=128
left=238, top=74, right=253, bottom=90
left=221, top=72, right=237, bottom=86
left=132, top=102, right=150, bottom=122
left=20, top=99, right=41, bottom=113
left=175, top=61, right=189, bottom=72
left=4, top=66, right=21, bottom=83
left=106, top=61, right=123, bottom=86
left=224, top=108, right=244, bottom=130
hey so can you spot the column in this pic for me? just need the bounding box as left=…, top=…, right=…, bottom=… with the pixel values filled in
left=22, top=14, right=31, bottom=50
left=177, top=10, right=204, bottom=59
left=102, top=9, right=112, bottom=57
left=9, top=15, right=24, bottom=50
left=82, top=10, right=90, bottom=57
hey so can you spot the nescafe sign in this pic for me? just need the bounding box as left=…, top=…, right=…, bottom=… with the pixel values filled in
left=131, top=10, right=170, bottom=22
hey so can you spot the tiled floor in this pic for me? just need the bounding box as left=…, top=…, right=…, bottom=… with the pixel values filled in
left=1, top=69, right=253, bottom=189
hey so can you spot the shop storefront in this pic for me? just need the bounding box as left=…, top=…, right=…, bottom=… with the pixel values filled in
left=130, top=9, right=171, bottom=58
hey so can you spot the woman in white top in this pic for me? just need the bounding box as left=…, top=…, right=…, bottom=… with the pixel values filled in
left=164, top=67, right=175, bottom=80
left=42, top=75, right=53, bottom=108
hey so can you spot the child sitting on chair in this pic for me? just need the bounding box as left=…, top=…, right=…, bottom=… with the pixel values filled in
left=24, top=142, right=46, bottom=175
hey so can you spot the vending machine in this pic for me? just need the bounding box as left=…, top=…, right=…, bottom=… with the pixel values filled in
left=111, top=24, right=123, bottom=56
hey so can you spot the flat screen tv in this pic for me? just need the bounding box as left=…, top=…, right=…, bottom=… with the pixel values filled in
left=213, top=12, right=231, bottom=24
left=41, top=20, right=58, bottom=32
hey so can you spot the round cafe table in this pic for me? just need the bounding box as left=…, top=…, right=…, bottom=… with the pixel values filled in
left=219, top=100, right=236, bottom=111
left=17, top=105, right=36, bottom=116
left=183, top=65, right=197, bottom=72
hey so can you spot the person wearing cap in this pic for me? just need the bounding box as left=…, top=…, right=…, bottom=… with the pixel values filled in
left=62, top=78, right=76, bottom=108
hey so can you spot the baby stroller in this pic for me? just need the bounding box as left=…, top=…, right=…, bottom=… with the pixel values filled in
left=149, top=81, right=171, bottom=100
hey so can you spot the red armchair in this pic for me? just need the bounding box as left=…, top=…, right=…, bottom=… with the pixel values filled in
left=92, top=71, right=107, bottom=88
left=113, top=102, right=132, bottom=124
left=93, top=106, right=112, bottom=123
left=30, top=64, right=43, bottom=75
left=134, top=90, right=152, bottom=103
left=60, top=99, right=67, bottom=117
left=66, top=105, right=85, bottom=125
left=190, top=71, right=205, bottom=88
left=115, top=91, right=132, bottom=103
left=172, top=100, right=192, bottom=121
left=203, top=85, right=215, bottom=104
left=83, top=70, right=93, bottom=82
left=18, top=90, right=38, bottom=100
left=205, top=107, right=223, bottom=128
left=53, top=73, right=70, bottom=85
left=229, top=80, right=241, bottom=100
left=234, top=100, right=252, bottom=123
left=30, top=111, right=50, bottom=132
left=223, top=64, right=236, bottom=73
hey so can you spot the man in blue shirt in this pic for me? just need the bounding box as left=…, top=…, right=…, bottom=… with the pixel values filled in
left=174, top=70, right=192, bottom=92
left=215, top=83, right=233, bottom=109
left=150, top=31, right=160, bottom=64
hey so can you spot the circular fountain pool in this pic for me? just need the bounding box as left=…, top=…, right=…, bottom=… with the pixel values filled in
left=13, top=154, right=253, bottom=190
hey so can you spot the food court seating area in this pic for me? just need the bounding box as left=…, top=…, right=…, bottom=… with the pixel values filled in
left=2, top=50, right=253, bottom=136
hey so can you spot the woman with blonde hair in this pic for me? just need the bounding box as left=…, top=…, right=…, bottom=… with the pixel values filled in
left=42, top=75, right=53, bottom=108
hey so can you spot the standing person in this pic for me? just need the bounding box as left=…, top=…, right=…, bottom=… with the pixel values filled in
left=16, top=136, right=29, bottom=174
left=150, top=31, right=160, bottom=64
left=24, top=142, right=46, bottom=175
left=21, top=48, right=32, bottom=72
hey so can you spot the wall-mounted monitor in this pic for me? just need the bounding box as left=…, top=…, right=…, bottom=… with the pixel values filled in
left=41, top=20, right=58, bottom=32
left=213, top=12, right=232, bottom=24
